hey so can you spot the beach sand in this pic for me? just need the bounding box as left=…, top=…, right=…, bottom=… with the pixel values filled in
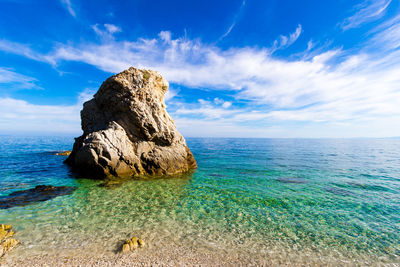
left=1, top=241, right=385, bottom=267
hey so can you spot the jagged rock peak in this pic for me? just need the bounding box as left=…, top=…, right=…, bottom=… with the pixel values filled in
left=66, top=67, right=197, bottom=178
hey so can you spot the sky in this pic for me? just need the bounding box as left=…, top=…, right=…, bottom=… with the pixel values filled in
left=0, top=0, right=399, bottom=137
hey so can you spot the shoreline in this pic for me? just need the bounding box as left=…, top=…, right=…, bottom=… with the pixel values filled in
left=1, top=238, right=398, bottom=266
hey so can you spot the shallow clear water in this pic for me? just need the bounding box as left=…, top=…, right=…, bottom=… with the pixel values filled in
left=1, top=136, right=400, bottom=264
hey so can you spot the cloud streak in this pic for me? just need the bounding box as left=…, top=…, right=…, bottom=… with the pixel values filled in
left=60, top=0, right=76, bottom=18
left=0, top=40, right=56, bottom=65
left=92, top=23, right=122, bottom=40
left=218, top=0, right=246, bottom=41
left=341, top=0, right=392, bottom=30
left=271, top=24, right=302, bottom=52
left=0, top=67, right=39, bottom=89
left=219, top=22, right=236, bottom=41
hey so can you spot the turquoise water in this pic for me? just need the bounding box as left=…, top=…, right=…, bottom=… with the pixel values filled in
left=0, top=136, right=399, bottom=264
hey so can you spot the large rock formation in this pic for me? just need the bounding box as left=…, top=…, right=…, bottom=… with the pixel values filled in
left=65, top=67, right=196, bottom=178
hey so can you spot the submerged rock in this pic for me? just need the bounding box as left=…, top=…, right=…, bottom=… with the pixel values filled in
left=0, top=185, right=76, bottom=209
left=325, top=186, right=356, bottom=197
left=65, top=67, right=196, bottom=178
left=0, top=224, right=19, bottom=257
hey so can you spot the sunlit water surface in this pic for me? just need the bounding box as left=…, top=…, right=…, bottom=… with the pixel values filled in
left=0, top=137, right=399, bottom=264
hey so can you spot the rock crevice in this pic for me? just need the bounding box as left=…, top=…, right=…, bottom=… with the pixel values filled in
left=66, top=67, right=197, bottom=178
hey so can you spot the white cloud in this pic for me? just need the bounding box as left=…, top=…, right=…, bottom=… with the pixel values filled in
left=173, top=113, right=400, bottom=138
left=1, top=19, right=400, bottom=137
left=0, top=97, right=80, bottom=133
left=165, top=87, right=178, bottom=102
left=213, top=97, right=223, bottom=105
left=218, top=0, right=246, bottom=41
left=60, top=0, right=76, bottom=18
left=0, top=89, right=93, bottom=134
left=175, top=99, right=238, bottom=119
left=271, top=24, right=302, bottom=52
left=159, top=31, right=172, bottom=43
left=368, top=15, right=400, bottom=50
left=173, top=117, right=278, bottom=138
left=213, top=97, right=232, bottom=108
left=0, top=40, right=55, bottom=65
left=341, top=0, right=392, bottom=30
left=92, top=24, right=121, bottom=40
left=0, top=67, right=40, bottom=89
left=104, top=24, right=121, bottom=34
left=222, top=101, right=232, bottom=108
left=219, top=22, right=236, bottom=41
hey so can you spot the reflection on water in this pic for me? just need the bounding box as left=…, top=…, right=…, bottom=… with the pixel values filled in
left=0, top=137, right=399, bottom=264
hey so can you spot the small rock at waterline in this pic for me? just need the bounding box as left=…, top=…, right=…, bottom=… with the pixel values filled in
left=121, top=236, right=144, bottom=252
left=53, top=151, right=71, bottom=156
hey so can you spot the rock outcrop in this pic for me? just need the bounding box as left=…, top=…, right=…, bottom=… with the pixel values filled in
left=66, top=67, right=196, bottom=178
left=0, top=224, right=19, bottom=257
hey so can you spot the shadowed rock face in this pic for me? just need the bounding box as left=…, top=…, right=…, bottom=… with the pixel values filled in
left=65, top=67, right=197, bottom=178
left=0, top=185, right=76, bottom=209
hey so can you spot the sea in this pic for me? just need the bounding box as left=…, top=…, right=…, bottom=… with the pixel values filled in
left=0, top=136, right=399, bottom=265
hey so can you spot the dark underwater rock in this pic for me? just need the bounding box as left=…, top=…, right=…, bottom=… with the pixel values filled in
left=209, top=173, right=226, bottom=177
left=324, top=186, right=356, bottom=197
left=276, top=177, right=308, bottom=184
left=0, top=185, right=76, bottom=209
left=346, top=181, right=390, bottom=192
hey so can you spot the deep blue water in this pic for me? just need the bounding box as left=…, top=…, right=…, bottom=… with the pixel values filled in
left=0, top=136, right=399, bottom=263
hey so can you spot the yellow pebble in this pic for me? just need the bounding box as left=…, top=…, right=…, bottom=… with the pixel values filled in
left=122, top=243, right=130, bottom=253
left=129, top=240, right=138, bottom=250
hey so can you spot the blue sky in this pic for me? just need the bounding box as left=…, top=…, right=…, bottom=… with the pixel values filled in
left=0, top=0, right=399, bottom=137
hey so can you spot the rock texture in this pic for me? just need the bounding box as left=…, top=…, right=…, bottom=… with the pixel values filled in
left=66, top=67, right=196, bottom=178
